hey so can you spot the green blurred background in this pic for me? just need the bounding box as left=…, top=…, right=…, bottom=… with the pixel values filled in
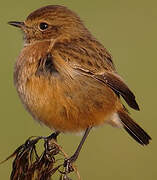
left=0, top=0, right=156, bottom=179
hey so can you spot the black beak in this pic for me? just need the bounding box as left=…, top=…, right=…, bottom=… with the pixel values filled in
left=8, top=21, right=25, bottom=28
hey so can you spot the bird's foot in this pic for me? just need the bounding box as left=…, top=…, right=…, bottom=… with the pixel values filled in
left=63, top=155, right=76, bottom=173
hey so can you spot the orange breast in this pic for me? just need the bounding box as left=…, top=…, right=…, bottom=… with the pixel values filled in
left=14, top=41, right=119, bottom=133
left=24, top=72, right=118, bottom=132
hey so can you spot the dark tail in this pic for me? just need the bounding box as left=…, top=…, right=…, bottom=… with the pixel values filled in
left=118, top=111, right=151, bottom=145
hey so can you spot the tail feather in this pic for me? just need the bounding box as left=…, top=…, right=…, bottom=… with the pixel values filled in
left=118, top=111, right=151, bottom=145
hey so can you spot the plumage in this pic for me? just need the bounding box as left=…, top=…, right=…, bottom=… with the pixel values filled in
left=94, top=72, right=140, bottom=110
left=9, top=5, right=151, bottom=147
left=118, top=111, right=151, bottom=145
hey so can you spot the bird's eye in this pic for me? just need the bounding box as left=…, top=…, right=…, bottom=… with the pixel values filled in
left=39, top=22, right=49, bottom=30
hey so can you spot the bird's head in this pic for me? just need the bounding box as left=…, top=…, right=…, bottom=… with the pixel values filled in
left=8, top=5, right=89, bottom=44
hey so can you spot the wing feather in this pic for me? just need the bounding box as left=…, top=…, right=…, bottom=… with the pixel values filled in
left=94, top=72, right=140, bottom=110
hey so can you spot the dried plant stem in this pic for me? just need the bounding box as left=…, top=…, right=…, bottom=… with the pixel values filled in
left=1, top=136, right=82, bottom=180
left=50, top=140, right=81, bottom=180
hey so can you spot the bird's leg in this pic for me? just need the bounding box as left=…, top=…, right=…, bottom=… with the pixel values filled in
left=64, top=127, right=92, bottom=172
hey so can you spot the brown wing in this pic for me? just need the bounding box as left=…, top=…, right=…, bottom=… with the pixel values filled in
left=54, top=37, right=116, bottom=73
left=54, top=38, right=139, bottom=111
left=67, top=65, right=140, bottom=111
left=93, top=72, right=140, bottom=110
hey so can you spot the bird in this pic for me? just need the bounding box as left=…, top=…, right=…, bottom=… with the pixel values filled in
left=8, top=5, right=151, bottom=166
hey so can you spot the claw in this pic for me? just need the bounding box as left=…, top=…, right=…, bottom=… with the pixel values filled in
left=64, top=158, right=74, bottom=173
